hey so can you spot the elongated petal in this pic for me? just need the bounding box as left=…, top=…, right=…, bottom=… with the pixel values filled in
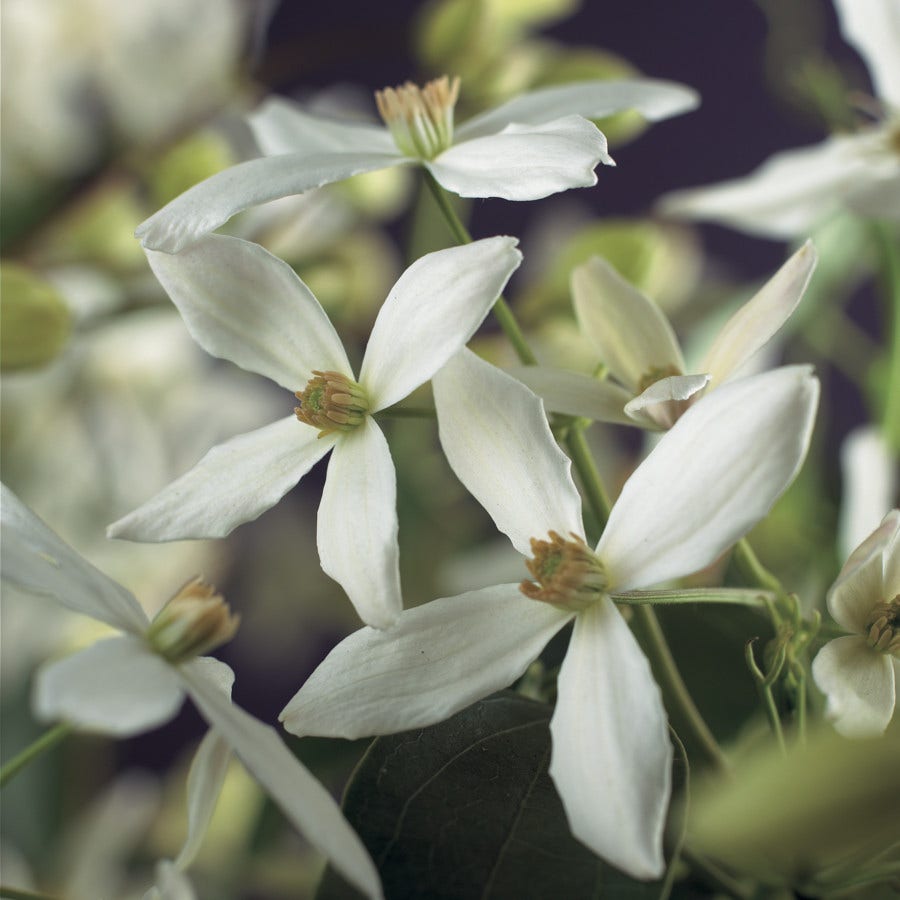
left=174, top=731, right=233, bottom=870
left=145, top=235, right=352, bottom=391
left=508, top=366, right=634, bottom=424
left=456, top=78, right=699, bottom=141
left=428, top=116, right=613, bottom=201
left=176, top=661, right=383, bottom=900
left=701, top=241, right=817, bottom=387
left=317, top=420, right=401, bottom=629
left=34, top=637, right=184, bottom=736
left=572, top=257, right=685, bottom=391
left=658, top=135, right=877, bottom=238
left=136, top=152, right=405, bottom=253
left=108, top=419, right=337, bottom=542
left=433, top=350, right=584, bottom=556
left=361, top=238, right=521, bottom=411
left=1, top=484, right=147, bottom=634
left=598, top=367, right=819, bottom=590
left=249, top=97, right=396, bottom=155
left=828, top=531, right=890, bottom=634
left=281, top=583, right=571, bottom=738
left=550, top=598, right=671, bottom=879
left=812, top=636, right=896, bottom=737
left=834, top=0, right=900, bottom=109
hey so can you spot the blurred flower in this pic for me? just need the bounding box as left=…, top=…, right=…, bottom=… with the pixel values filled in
left=136, top=77, right=698, bottom=252
left=0, top=485, right=383, bottom=900
left=108, top=235, right=521, bottom=629
left=658, top=0, right=900, bottom=237
left=512, top=240, right=816, bottom=429
left=281, top=351, right=819, bottom=880
left=813, top=510, right=900, bottom=737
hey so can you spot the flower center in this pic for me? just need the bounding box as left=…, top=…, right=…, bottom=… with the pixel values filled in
left=520, top=531, right=608, bottom=612
left=865, top=596, right=900, bottom=656
left=375, top=75, right=460, bottom=160
left=146, top=578, right=240, bottom=664
left=294, top=370, right=369, bottom=438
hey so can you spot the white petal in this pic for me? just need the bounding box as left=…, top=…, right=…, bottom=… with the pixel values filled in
left=1, top=484, right=147, bottom=634
left=433, top=349, right=584, bottom=556
left=249, top=96, right=396, bottom=155
left=883, top=513, right=900, bottom=598
left=701, top=241, right=817, bottom=387
left=623, top=374, right=710, bottom=428
left=844, top=169, right=900, bottom=222
left=147, top=860, right=196, bottom=900
left=812, top=636, right=896, bottom=737
left=108, top=418, right=337, bottom=542
left=145, top=235, right=352, bottom=392
left=428, top=116, right=613, bottom=201
left=834, top=0, right=900, bottom=109
left=173, top=731, right=233, bottom=870
left=456, top=78, right=699, bottom=141
left=136, top=151, right=406, bottom=253
left=659, top=135, right=876, bottom=239
left=281, top=584, right=571, bottom=738
left=598, top=367, right=819, bottom=590
left=34, top=637, right=184, bottom=737
left=550, top=598, right=671, bottom=879
left=508, top=366, right=634, bottom=424
left=360, top=238, right=521, bottom=411
left=176, top=660, right=383, bottom=900
left=572, top=257, right=685, bottom=391
left=317, top=420, right=401, bottom=629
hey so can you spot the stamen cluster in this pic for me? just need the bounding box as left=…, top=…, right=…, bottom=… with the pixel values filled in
left=520, top=531, right=608, bottom=612
left=375, top=76, right=461, bottom=160
left=865, top=597, right=900, bottom=656
left=295, top=371, right=369, bottom=438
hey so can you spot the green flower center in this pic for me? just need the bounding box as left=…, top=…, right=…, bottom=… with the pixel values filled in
left=295, top=371, right=369, bottom=438
left=520, top=531, right=608, bottom=612
left=865, top=596, right=900, bottom=656
left=375, top=76, right=460, bottom=160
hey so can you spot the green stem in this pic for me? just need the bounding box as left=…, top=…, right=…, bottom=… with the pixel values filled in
left=611, top=587, right=774, bottom=607
left=422, top=171, right=537, bottom=365
left=0, top=888, right=63, bottom=900
left=0, top=723, right=72, bottom=789
left=732, top=539, right=788, bottom=603
left=680, top=846, right=753, bottom=900
left=873, top=222, right=900, bottom=452
left=374, top=405, right=436, bottom=420
left=563, top=425, right=610, bottom=531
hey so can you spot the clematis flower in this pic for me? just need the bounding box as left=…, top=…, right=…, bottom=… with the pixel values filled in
left=513, top=240, right=816, bottom=429
left=136, top=76, right=699, bottom=253
left=107, top=234, right=520, bottom=628
left=812, top=510, right=900, bottom=737
left=280, top=350, right=819, bottom=879
left=658, top=0, right=900, bottom=237
left=0, top=483, right=383, bottom=900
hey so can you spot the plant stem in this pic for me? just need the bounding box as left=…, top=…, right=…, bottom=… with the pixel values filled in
left=563, top=424, right=610, bottom=531
left=0, top=888, right=64, bottom=900
left=732, top=539, right=788, bottom=603
left=680, top=846, right=754, bottom=900
left=873, top=221, right=900, bottom=451
left=0, top=723, right=72, bottom=789
left=374, top=405, right=436, bottom=420
left=423, top=171, right=537, bottom=365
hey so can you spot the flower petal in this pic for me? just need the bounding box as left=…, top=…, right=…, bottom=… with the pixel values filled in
left=598, top=366, right=819, bottom=590
left=428, top=116, right=613, bottom=201
left=623, top=374, right=710, bottom=429
left=317, top=419, right=401, bottom=629
left=360, top=237, right=521, bottom=411
left=572, top=257, right=685, bottom=391
left=456, top=78, right=699, bottom=141
left=249, top=96, right=397, bottom=155
left=433, top=349, right=584, bottom=556
left=550, top=598, right=671, bottom=879
left=833, top=0, right=900, bottom=109
left=281, top=583, right=571, bottom=738
left=147, top=861, right=196, bottom=900
left=0, top=484, right=148, bottom=634
left=34, top=637, right=184, bottom=737
left=176, top=660, right=383, bottom=900
left=658, top=135, right=877, bottom=239
left=145, top=234, right=352, bottom=391
left=136, top=151, right=406, bottom=253
left=828, top=525, right=892, bottom=634
left=701, top=241, right=817, bottom=387
left=508, top=366, right=634, bottom=424
left=108, top=418, right=337, bottom=542
left=812, top=635, right=896, bottom=737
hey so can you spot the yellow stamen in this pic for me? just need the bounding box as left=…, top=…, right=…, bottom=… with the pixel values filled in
left=865, top=597, right=900, bottom=656
left=295, top=370, right=369, bottom=438
left=375, top=76, right=460, bottom=160
left=520, top=531, right=607, bottom=612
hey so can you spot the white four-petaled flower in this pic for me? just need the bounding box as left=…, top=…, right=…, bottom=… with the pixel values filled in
left=0, top=484, right=383, bottom=900
left=108, top=235, right=522, bottom=628
left=812, top=509, right=900, bottom=737
left=135, top=76, right=699, bottom=253
left=280, top=350, right=819, bottom=880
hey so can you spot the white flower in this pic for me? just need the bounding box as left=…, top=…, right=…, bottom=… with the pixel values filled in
left=107, top=234, right=521, bottom=628
left=658, top=0, right=900, bottom=237
left=0, top=484, right=383, bottom=900
left=812, top=510, right=900, bottom=737
left=136, top=77, right=699, bottom=253
left=280, top=350, right=819, bottom=879
left=512, top=241, right=816, bottom=429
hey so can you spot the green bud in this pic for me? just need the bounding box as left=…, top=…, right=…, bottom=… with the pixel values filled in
left=1, top=264, right=71, bottom=370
